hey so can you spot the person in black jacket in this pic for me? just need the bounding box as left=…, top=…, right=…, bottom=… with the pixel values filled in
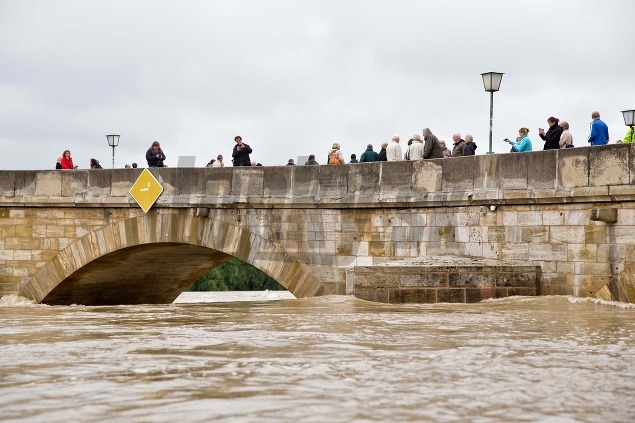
left=377, top=142, right=388, bottom=161
left=539, top=117, right=563, bottom=150
left=232, top=135, right=252, bottom=166
left=146, top=141, right=166, bottom=167
left=463, top=134, right=477, bottom=156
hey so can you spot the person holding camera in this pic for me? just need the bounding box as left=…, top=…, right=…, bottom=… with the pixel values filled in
left=232, top=135, right=253, bottom=166
left=504, top=127, right=533, bottom=152
left=538, top=117, right=563, bottom=150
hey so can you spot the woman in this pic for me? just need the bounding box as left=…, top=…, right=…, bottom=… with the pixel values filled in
left=327, top=143, right=345, bottom=164
left=60, top=150, right=75, bottom=169
left=439, top=140, right=451, bottom=158
left=212, top=154, right=224, bottom=167
left=539, top=117, right=563, bottom=150
left=146, top=141, right=166, bottom=167
left=377, top=142, right=388, bottom=161
left=89, top=158, right=103, bottom=169
left=505, top=127, right=532, bottom=152
left=559, top=121, right=574, bottom=148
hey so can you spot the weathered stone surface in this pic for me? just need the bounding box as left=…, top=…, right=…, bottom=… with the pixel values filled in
left=263, top=167, right=292, bottom=198
left=589, top=144, right=630, bottom=186
left=348, top=163, right=380, bottom=195
left=413, top=160, right=442, bottom=192
left=232, top=168, right=264, bottom=197
left=0, top=171, right=16, bottom=196
left=61, top=171, right=88, bottom=197
left=442, top=156, right=474, bottom=190
left=35, top=171, right=62, bottom=197
left=498, top=153, right=527, bottom=189
left=528, top=150, right=557, bottom=189
left=474, top=154, right=499, bottom=189
left=204, top=168, right=233, bottom=196
left=558, top=147, right=589, bottom=188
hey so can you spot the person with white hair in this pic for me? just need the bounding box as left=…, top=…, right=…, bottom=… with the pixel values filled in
left=559, top=122, right=574, bottom=148
left=451, top=133, right=466, bottom=157
left=327, top=142, right=345, bottom=164
left=386, top=135, right=402, bottom=161
left=408, top=134, right=425, bottom=160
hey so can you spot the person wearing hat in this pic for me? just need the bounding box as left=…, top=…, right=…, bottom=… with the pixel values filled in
left=232, top=135, right=252, bottom=166
left=327, top=142, right=345, bottom=164
left=286, top=158, right=296, bottom=165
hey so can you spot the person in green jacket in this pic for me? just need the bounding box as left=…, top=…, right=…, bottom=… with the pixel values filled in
left=359, top=144, right=379, bottom=162
left=623, top=127, right=634, bottom=144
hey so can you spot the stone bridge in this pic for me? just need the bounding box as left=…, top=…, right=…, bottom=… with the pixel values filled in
left=1, top=144, right=635, bottom=305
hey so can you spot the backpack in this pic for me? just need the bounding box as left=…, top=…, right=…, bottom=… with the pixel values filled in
left=328, top=151, right=342, bottom=164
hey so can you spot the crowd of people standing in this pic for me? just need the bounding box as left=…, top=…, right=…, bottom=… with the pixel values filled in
left=54, top=110, right=632, bottom=170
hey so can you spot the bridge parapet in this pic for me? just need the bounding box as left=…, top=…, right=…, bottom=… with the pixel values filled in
left=0, top=144, right=633, bottom=209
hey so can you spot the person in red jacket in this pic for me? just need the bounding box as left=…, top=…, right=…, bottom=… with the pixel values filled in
left=60, top=150, right=75, bottom=169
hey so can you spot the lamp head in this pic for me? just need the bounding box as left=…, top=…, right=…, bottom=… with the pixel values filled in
left=106, top=134, right=120, bottom=147
left=481, top=72, right=504, bottom=92
left=621, top=110, right=635, bottom=127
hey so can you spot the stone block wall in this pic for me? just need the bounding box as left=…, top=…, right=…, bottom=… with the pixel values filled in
left=1, top=144, right=635, bottom=302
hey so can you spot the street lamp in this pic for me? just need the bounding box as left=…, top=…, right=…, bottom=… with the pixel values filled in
left=106, top=134, right=120, bottom=169
left=622, top=109, right=635, bottom=144
left=481, top=72, right=504, bottom=154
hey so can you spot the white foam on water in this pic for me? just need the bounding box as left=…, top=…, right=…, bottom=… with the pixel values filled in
left=0, top=294, right=38, bottom=307
left=566, top=295, right=635, bottom=309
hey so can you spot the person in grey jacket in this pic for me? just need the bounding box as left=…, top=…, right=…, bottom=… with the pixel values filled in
left=422, top=128, right=445, bottom=159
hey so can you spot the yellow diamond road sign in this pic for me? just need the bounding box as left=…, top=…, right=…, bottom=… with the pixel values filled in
left=129, top=169, right=164, bottom=213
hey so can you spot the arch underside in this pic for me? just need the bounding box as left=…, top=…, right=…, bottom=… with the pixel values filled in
left=42, top=243, right=231, bottom=305
left=20, top=212, right=330, bottom=305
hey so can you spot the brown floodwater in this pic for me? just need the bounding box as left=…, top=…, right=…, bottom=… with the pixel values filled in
left=1, top=293, right=634, bottom=423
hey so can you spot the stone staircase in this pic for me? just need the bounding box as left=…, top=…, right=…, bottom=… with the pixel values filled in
left=352, top=255, right=540, bottom=304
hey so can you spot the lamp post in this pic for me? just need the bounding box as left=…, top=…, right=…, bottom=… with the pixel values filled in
left=106, top=134, right=120, bottom=169
left=622, top=109, right=635, bottom=142
left=481, top=72, right=504, bottom=154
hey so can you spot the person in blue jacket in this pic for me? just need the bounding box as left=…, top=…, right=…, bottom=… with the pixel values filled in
left=505, top=127, right=532, bottom=152
left=588, top=111, right=609, bottom=146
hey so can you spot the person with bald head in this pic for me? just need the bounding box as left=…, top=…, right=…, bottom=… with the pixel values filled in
left=588, top=111, right=609, bottom=146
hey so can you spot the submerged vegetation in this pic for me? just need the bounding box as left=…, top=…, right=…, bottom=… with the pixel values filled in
left=188, top=258, right=285, bottom=291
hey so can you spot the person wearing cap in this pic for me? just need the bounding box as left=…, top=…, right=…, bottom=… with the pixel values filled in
left=232, top=135, right=253, bottom=166
left=286, top=158, right=296, bottom=165
left=327, top=143, right=345, bottom=164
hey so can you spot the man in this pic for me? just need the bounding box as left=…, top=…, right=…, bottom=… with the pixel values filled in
left=463, top=134, right=477, bottom=155
left=588, top=111, right=609, bottom=146
left=286, top=158, right=296, bottom=165
left=408, top=134, right=425, bottom=160
left=359, top=144, right=379, bottom=162
left=232, top=135, right=253, bottom=166
left=386, top=135, right=402, bottom=161
left=422, top=128, right=444, bottom=159
left=451, top=133, right=466, bottom=157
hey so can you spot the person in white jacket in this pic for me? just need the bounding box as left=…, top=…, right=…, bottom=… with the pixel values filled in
left=386, top=135, right=402, bottom=161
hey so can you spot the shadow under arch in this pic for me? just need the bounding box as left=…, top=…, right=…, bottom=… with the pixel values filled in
left=19, top=211, right=331, bottom=305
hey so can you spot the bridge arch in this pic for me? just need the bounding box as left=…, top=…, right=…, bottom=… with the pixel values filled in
left=19, top=210, right=330, bottom=305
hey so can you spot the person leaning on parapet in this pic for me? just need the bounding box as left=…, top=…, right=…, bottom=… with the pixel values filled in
left=439, top=140, right=451, bottom=158
left=408, top=134, right=425, bottom=160
left=588, top=111, right=609, bottom=146
left=212, top=154, right=224, bottom=167
left=327, top=143, right=345, bottom=164
left=60, top=150, right=77, bottom=169
left=538, top=116, right=562, bottom=150
left=386, top=135, right=402, bottom=161
left=504, top=127, right=532, bottom=152
left=89, top=158, right=103, bottom=169
left=232, top=135, right=253, bottom=166
left=422, top=128, right=444, bottom=159
left=305, top=154, right=319, bottom=165
left=359, top=144, right=379, bottom=162
left=463, top=134, right=477, bottom=156
left=378, top=142, right=388, bottom=161
left=559, top=121, right=574, bottom=148
left=451, top=133, right=466, bottom=157
left=146, top=141, right=166, bottom=167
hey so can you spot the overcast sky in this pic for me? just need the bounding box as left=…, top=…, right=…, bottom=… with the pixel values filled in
left=1, top=0, right=634, bottom=169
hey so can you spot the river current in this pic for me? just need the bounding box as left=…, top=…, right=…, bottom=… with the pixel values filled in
left=1, top=293, right=634, bottom=423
